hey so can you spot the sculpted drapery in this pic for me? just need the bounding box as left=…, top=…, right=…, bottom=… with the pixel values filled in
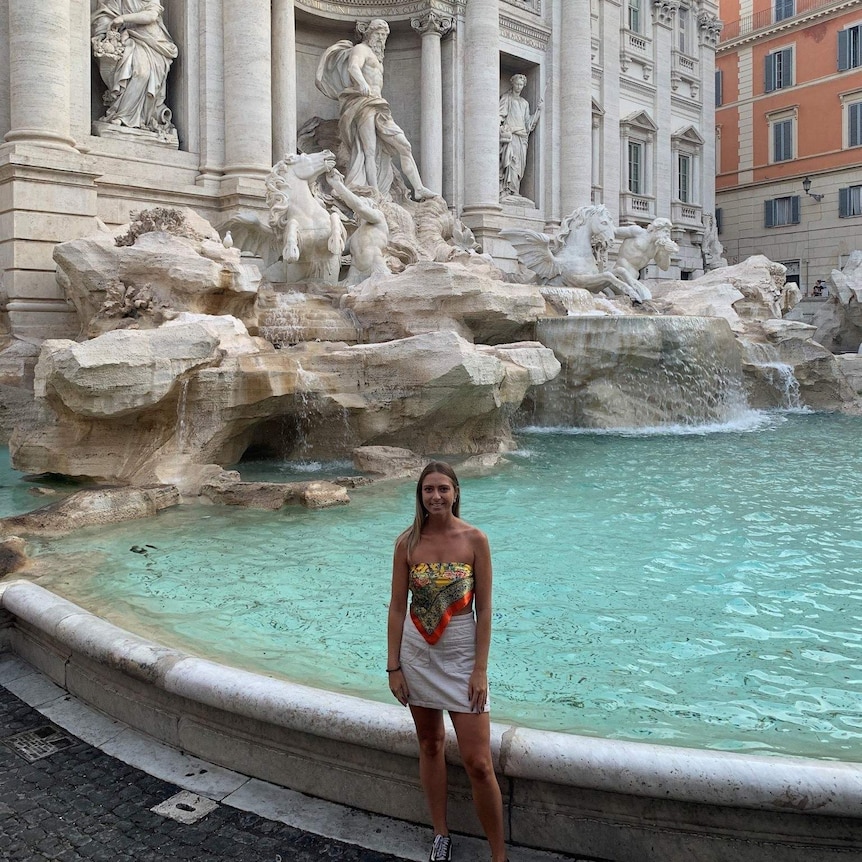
left=91, top=0, right=178, bottom=136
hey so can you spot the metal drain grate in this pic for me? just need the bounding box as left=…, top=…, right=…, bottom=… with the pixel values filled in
left=3, top=725, right=77, bottom=762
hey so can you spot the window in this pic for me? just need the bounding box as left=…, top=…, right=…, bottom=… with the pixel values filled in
left=775, top=0, right=795, bottom=23
left=849, top=101, right=862, bottom=147
left=764, top=196, right=800, bottom=227
left=678, top=6, right=690, bottom=54
left=628, top=141, right=643, bottom=194
left=715, top=207, right=723, bottom=234
left=765, top=47, right=793, bottom=92
left=838, top=24, right=862, bottom=71
left=678, top=154, right=691, bottom=202
left=628, top=0, right=642, bottom=33
left=715, top=70, right=723, bottom=107
left=772, top=118, right=794, bottom=162
left=839, top=185, right=862, bottom=217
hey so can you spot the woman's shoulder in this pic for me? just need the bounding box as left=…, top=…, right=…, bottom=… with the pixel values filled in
left=456, top=519, right=489, bottom=546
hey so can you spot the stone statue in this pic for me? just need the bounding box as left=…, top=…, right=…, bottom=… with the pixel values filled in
left=499, top=74, right=541, bottom=201
left=326, top=170, right=392, bottom=286
left=501, top=205, right=648, bottom=301
left=701, top=213, right=727, bottom=270
left=316, top=19, right=435, bottom=202
left=222, top=150, right=346, bottom=285
left=91, top=0, right=178, bottom=144
left=612, top=219, right=679, bottom=301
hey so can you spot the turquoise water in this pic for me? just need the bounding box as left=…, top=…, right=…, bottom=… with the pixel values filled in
left=10, top=412, right=862, bottom=760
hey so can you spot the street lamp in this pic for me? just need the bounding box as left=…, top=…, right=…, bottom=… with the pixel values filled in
left=802, top=176, right=824, bottom=202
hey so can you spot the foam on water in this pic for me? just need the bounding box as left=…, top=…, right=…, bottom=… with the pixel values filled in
left=10, top=412, right=862, bottom=761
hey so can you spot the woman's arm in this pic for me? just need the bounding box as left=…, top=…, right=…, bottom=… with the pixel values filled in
left=387, top=537, right=410, bottom=706
left=469, top=530, right=493, bottom=712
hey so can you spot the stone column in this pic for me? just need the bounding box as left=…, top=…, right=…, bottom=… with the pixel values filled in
left=223, top=0, right=272, bottom=178
left=4, top=0, right=75, bottom=148
left=559, top=0, right=592, bottom=214
left=411, top=11, right=454, bottom=196
left=698, top=12, right=723, bottom=217
left=272, top=0, right=297, bottom=162
left=461, top=0, right=501, bottom=222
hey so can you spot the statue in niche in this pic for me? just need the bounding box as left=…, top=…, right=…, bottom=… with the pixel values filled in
left=91, top=1, right=178, bottom=145
left=499, top=74, right=542, bottom=202
left=316, top=19, right=436, bottom=202
left=501, top=205, right=651, bottom=302
left=612, top=219, right=679, bottom=300
left=701, top=213, right=728, bottom=270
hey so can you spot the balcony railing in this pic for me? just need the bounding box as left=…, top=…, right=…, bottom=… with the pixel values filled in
left=721, top=0, right=841, bottom=41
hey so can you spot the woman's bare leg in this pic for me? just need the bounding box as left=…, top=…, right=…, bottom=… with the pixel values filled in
left=410, top=705, right=449, bottom=835
left=449, top=711, right=506, bottom=862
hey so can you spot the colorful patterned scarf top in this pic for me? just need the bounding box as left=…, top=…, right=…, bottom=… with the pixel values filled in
left=409, top=562, right=474, bottom=644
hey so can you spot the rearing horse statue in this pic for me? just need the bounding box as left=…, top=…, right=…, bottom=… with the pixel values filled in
left=500, top=204, right=647, bottom=301
left=221, top=150, right=346, bottom=285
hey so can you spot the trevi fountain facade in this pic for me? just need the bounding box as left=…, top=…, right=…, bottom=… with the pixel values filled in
left=1, top=2, right=862, bottom=861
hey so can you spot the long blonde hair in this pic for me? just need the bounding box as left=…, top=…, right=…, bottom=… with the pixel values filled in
left=397, top=461, right=461, bottom=562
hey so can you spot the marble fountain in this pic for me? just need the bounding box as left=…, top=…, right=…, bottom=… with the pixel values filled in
left=2, top=47, right=862, bottom=862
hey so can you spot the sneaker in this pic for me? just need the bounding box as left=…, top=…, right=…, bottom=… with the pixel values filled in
left=429, top=834, right=452, bottom=862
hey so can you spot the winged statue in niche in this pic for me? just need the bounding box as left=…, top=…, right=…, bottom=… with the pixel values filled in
left=501, top=206, right=678, bottom=303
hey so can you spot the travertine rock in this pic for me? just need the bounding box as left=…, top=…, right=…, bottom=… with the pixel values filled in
left=54, top=212, right=261, bottom=337
left=341, top=261, right=546, bottom=344
left=651, top=256, right=789, bottom=332
left=798, top=251, right=862, bottom=353
left=200, top=478, right=349, bottom=509
left=352, top=446, right=425, bottom=478
left=0, top=537, right=28, bottom=575
left=836, top=354, right=862, bottom=395
left=11, top=326, right=559, bottom=486
left=35, top=325, right=221, bottom=418
left=0, top=486, right=179, bottom=537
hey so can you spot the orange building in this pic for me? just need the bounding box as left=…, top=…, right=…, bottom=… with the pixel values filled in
left=716, top=0, right=862, bottom=293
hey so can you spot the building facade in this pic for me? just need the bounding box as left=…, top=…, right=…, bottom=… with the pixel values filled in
left=0, top=0, right=719, bottom=342
left=716, top=0, right=862, bottom=293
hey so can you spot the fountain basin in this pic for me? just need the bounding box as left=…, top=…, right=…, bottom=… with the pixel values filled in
left=2, top=580, right=860, bottom=862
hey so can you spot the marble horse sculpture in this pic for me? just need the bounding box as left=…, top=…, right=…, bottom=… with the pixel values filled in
left=223, top=150, right=346, bottom=285
left=501, top=205, right=646, bottom=301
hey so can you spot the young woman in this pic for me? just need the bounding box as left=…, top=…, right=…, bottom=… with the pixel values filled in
left=387, top=462, right=506, bottom=862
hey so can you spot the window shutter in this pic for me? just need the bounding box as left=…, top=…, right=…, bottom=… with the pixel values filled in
left=791, top=195, right=800, bottom=224
left=839, top=29, right=850, bottom=71
left=850, top=102, right=862, bottom=147
left=765, top=55, right=775, bottom=92
left=765, top=200, right=774, bottom=228
left=715, top=208, right=723, bottom=233
left=715, top=70, right=723, bottom=107
left=839, top=187, right=850, bottom=218
left=784, top=48, right=793, bottom=86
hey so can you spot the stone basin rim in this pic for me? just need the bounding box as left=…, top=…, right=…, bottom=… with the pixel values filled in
left=1, top=579, right=860, bottom=819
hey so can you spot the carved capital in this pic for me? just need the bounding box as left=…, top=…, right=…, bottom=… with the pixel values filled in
left=697, top=12, right=723, bottom=47
left=652, top=0, right=679, bottom=26
left=411, top=10, right=454, bottom=38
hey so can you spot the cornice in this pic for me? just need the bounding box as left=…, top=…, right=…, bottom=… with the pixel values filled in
left=499, top=14, right=551, bottom=49
left=503, top=0, right=541, bottom=14
left=296, top=0, right=464, bottom=22
left=718, top=0, right=860, bottom=51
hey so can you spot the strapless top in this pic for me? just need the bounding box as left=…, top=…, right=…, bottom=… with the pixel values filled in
left=409, top=562, right=474, bottom=644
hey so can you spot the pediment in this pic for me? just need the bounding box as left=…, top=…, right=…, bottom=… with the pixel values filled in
left=592, top=99, right=605, bottom=117
left=672, top=125, right=705, bottom=145
left=620, top=110, right=657, bottom=132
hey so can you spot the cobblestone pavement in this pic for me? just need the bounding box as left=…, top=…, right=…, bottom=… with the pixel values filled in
left=0, top=685, right=402, bottom=862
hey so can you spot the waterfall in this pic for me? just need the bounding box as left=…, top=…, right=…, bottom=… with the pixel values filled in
left=529, top=315, right=755, bottom=430
left=175, top=378, right=190, bottom=451
left=741, top=342, right=804, bottom=411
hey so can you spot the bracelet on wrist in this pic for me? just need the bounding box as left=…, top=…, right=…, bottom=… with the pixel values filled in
left=386, top=665, right=401, bottom=674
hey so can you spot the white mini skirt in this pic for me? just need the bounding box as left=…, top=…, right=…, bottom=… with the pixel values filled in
left=400, top=613, right=490, bottom=713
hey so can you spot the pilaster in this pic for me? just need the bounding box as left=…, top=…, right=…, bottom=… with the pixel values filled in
left=273, top=0, right=298, bottom=163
